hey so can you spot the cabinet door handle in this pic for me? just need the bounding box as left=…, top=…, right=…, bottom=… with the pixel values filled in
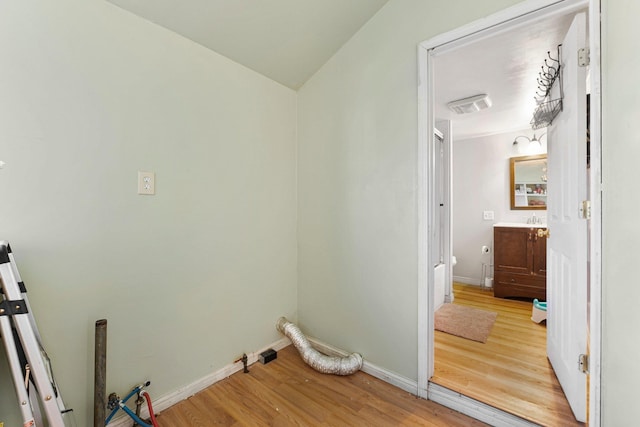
left=537, top=228, right=550, bottom=238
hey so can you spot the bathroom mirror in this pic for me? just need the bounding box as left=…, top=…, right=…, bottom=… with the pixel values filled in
left=510, top=154, right=547, bottom=210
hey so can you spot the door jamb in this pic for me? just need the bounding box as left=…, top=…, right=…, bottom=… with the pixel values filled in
left=416, top=0, right=602, bottom=424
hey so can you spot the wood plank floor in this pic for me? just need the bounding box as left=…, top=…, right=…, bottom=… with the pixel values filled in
left=432, top=283, right=584, bottom=427
left=156, top=345, right=487, bottom=426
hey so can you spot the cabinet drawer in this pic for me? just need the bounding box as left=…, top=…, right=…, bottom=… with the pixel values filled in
left=494, top=272, right=546, bottom=300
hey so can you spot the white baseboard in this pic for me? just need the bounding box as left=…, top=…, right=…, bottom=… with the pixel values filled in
left=307, top=337, right=418, bottom=395
left=453, top=275, right=482, bottom=286
left=107, top=337, right=291, bottom=427
left=109, top=337, right=534, bottom=427
left=427, top=383, right=539, bottom=427
left=305, top=339, right=537, bottom=426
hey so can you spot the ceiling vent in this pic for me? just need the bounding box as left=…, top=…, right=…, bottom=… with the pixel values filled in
left=447, top=94, right=492, bottom=114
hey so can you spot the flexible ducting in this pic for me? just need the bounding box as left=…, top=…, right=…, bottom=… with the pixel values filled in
left=276, top=317, right=363, bottom=375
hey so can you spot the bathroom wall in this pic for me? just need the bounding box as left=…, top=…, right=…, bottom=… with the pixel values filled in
left=452, top=128, right=547, bottom=285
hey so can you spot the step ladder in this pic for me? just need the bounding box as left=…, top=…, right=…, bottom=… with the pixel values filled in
left=0, top=241, right=75, bottom=427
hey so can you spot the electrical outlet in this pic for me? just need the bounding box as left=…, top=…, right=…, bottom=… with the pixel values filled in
left=137, top=171, right=155, bottom=195
left=483, top=210, right=494, bottom=220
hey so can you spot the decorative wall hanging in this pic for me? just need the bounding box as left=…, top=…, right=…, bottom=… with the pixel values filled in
left=530, top=45, right=563, bottom=130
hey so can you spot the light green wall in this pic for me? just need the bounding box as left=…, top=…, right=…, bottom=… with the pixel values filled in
left=0, top=0, right=297, bottom=425
left=601, top=0, right=640, bottom=423
left=298, top=0, right=640, bottom=422
left=297, top=0, right=521, bottom=381
left=1, top=0, right=637, bottom=424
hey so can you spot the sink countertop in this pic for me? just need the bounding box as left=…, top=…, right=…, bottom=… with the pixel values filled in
left=493, top=222, right=547, bottom=228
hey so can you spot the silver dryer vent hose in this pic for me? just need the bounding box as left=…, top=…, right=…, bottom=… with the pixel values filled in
left=276, top=317, right=363, bottom=375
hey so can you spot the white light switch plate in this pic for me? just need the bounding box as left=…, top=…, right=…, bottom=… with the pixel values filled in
left=138, top=171, right=155, bottom=195
left=483, top=210, right=494, bottom=220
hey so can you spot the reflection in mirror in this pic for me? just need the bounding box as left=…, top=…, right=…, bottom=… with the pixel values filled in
left=510, top=154, right=547, bottom=210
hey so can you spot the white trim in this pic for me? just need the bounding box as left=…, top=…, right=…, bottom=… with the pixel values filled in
left=416, top=42, right=431, bottom=399
left=307, top=337, right=418, bottom=395
left=426, top=0, right=588, bottom=56
left=108, top=336, right=419, bottom=427
left=106, top=338, right=291, bottom=427
left=587, top=0, right=602, bottom=424
left=417, top=0, right=601, bottom=422
left=428, top=383, right=540, bottom=427
left=436, top=119, right=454, bottom=306
left=452, top=275, right=482, bottom=286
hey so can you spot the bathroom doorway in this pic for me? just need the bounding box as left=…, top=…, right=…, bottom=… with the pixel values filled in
left=417, top=0, right=602, bottom=425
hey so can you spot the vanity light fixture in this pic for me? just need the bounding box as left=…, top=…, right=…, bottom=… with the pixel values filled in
left=447, top=94, right=492, bottom=114
left=513, top=133, right=546, bottom=154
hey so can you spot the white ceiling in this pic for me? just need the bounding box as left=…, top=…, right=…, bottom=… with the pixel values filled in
left=106, top=1, right=580, bottom=140
left=107, top=0, right=390, bottom=89
left=433, top=12, right=578, bottom=140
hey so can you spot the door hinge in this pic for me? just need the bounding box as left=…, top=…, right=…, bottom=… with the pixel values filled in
left=579, top=200, right=591, bottom=219
left=578, top=353, right=589, bottom=374
left=578, top=48, right=590, bottom=67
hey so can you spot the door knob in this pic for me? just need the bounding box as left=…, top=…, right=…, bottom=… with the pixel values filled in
left=537, top=228, right=550, bottom=238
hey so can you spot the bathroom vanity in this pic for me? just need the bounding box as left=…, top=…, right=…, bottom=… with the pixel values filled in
left=493, top=223, right=547, bottom=300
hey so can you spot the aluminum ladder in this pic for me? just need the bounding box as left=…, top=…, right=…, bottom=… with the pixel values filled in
left=0, top=241, right=75, bottom=426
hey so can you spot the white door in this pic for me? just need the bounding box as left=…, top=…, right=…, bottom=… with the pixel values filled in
left=546, top=12, right=588, bottom=423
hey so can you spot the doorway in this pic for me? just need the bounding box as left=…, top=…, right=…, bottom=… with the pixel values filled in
left=416, top=0, right=602, bottom=425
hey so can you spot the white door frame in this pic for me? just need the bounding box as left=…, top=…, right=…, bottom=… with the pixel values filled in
left=416, top=0, right=602, bottom=424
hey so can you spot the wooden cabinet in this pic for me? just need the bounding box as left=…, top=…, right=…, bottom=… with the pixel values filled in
left=493, top=226, right=547, bottom=300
